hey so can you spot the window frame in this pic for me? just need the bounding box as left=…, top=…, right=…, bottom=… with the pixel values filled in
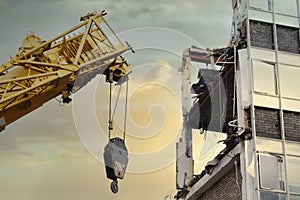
left=258, top=152, right=286, bottom=191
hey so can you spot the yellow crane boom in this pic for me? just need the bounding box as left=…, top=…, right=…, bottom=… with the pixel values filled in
left=0, top=10, right=131, bottom=131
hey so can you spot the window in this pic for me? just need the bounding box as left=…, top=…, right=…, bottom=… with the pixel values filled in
left=279, top=65, right=300, bottom=100
left=253, top=60, right=277, bottom=95
left=274, top=0, right=298, bottom=16
left=291, top=194, right=300, bottom=200
left=258, top=153, right=285, bottom=190
left=249, top=0, right=271, bottom=11
left=260, top=191, right=286, bottom=200
left=287, top=156, right=300, bottom=193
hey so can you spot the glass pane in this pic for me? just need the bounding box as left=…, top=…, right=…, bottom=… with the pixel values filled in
left=279, top=65, right=300, bottom=100
left=291, top=194, right=300, bottom=200
left=249, top=0, right=271, bottom=11
left=259, top=153, right=285, bottom=190
left=274, top=0, right=298, bottom=16
left=260, top=191, right=286, bottom=200
left=253, top=60, right=277, bottom=95
left=287, top=156, right=300, bottom=193
left=256, top=138, right=283, bottom=154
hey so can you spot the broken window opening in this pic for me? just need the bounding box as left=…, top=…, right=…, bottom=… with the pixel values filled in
left=254, top=107, right=281, bottom=139
left=260, top=191, right=287, bottom=200
left=249, top=0, right=272, bottom=12
left=258, top=152, right=286, bottom=191
left=249, top=20, right=274, bottom=49
left=274, top=0, right=298, bottom=17
left=279, top=64, right=300, bottom=100
left=188, top=47, right=236, bottom=134
left=290, top=194, right=300, bottom=200
left=287, top=155, right=300, bottom=194
left=252, top=60, right=277, bottom=96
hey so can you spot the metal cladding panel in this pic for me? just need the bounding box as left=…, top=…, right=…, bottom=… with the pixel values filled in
left=189, top=66, right=235, bottom=133
left=237, top=49, right=251, bottom=107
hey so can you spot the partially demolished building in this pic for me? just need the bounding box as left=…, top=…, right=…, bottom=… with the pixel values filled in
left=176, top=0, right=300, bottom=199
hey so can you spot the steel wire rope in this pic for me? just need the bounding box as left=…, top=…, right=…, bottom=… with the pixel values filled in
left=123, top=78, right=129, bottom=141
left=108, top=75, right=129, bottom=141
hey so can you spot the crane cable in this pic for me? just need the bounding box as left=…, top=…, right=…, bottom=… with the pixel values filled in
left=108, top=82, right=113, bottom=140
left=123, top=79, right=129, bottom=142
left=108, top=76, right=129, bottom=141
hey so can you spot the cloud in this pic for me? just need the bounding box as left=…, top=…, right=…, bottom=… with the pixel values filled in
left=0, top=100, right=90, bottom=166
left=0, top=0, right=7, bottom=7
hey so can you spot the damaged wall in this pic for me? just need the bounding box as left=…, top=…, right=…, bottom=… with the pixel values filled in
left=255, top=107, right=281, bottom=139
left=199, top=164, right=242, bottom=200
left=276, top=25, right=299, bottom=54
left=283, top=111, right=300, bottom=142
left=250, top=21, right=274, bottom=50
left=254, top=107, right=300, bottom=142
left=249, top=20, right=300, bottom=54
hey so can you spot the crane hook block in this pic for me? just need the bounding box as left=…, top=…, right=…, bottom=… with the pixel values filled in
left=103, top=137, right=128, bottom=192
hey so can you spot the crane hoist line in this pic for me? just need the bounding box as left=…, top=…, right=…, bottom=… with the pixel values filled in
left=104, top=69, right=130, bottom=194
left=0, top=10, right=133, bottom=132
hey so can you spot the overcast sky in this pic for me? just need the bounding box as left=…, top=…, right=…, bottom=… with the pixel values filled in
left=0, top=1, right=232, bottom=200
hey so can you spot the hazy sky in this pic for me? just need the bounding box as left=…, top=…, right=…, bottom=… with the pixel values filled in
left=0, top=1, right=232, bottom=200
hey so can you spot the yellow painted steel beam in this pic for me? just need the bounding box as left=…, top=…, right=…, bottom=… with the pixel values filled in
left=0, top=10, right=132, bottom=131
